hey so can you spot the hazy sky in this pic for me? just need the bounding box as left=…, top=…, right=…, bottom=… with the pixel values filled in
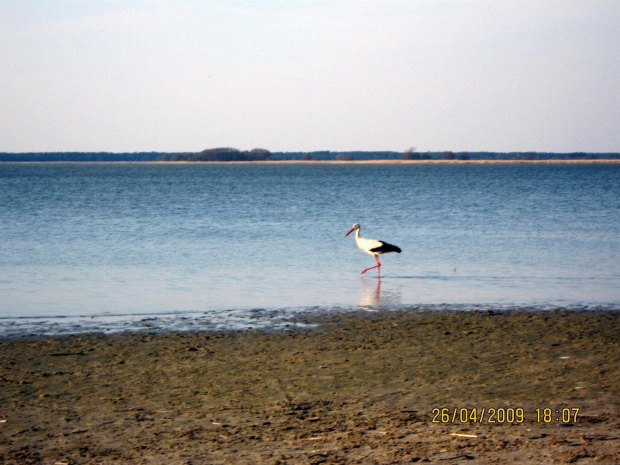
left=1, top=1, right=618, bottom=153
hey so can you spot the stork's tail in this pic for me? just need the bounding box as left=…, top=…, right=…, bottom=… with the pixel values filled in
left=385, top=243, right=402, bottom=253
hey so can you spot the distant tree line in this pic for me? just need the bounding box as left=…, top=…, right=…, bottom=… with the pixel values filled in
left=0, top=152, right=179, bottom=162
left=404, top=147, right=433, bottom=160
left=1, top=149, right=618, bottom=162
left=167, top=147, right=271, bottom=162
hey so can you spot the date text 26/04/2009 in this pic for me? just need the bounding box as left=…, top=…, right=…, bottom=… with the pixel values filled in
left=430, top=407, right=580, bottom=424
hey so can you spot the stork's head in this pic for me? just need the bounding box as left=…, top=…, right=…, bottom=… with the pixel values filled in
left=345, top=223, right=360, bottom=237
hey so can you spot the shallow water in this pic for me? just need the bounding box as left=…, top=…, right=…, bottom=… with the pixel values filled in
left=1, top=163, right=618, bottom=335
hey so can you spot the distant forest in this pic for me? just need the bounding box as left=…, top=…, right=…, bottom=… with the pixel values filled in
left=1, top=148, right=618, bottom=162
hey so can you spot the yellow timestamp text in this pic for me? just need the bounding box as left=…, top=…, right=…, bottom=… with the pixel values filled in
left=431, top=407, right=580, bottom=424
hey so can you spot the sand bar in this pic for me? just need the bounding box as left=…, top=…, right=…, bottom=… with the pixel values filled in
left=1, top=158, right=619, bottom=165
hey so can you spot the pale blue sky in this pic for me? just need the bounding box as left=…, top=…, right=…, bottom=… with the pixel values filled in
left=1, top=0, right=618, bottom=153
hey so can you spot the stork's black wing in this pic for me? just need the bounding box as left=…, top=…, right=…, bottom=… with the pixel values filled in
left=370, top=241, right=401, bottom=254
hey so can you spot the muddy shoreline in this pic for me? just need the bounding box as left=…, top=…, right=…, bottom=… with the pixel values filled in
left=1, top=309, right=618, bottom=464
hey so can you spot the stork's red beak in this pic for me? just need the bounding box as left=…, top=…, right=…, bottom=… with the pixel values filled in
left=345, top=227, right=356, bottom=237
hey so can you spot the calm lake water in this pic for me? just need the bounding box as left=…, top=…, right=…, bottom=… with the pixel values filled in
left=1, top=163, right=618, bottom=335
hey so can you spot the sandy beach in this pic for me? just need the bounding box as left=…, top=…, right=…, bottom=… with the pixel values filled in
left=2, top=158, right=619, bottom=165
left=1, top=309, right=618, bottom=464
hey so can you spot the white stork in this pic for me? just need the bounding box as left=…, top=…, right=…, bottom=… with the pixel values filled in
left=345, top=223, right=401, bottom=276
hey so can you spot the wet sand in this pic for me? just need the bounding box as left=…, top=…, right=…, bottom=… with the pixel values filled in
left=1, top=309, right=618, bottom=464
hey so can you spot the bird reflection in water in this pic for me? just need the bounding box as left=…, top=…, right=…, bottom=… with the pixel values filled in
left=358, top=277, right=402, bottom=310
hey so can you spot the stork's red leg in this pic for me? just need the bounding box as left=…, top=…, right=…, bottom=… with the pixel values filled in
left=361, top=255, right=382, bottom=276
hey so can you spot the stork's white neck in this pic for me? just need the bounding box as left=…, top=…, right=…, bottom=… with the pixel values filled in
left=355, top=227, right=363, bottom=245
